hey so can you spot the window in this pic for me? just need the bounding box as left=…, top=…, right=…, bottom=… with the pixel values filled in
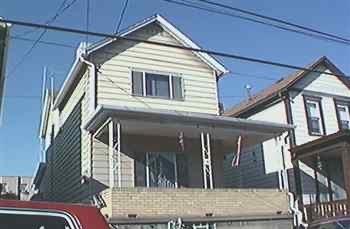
left=0, top=212, right=73, bottom=229
left=304, top=96, right=325, bottom=135
left=135, top=152, right=188, bottom=188
left=132, top=70, right=183, bottom=100
left=335, top=102, right=350, bottom=130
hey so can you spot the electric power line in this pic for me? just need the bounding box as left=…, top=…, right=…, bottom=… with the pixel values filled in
left=114, top=0, right=129, bottom=33
left=86, top=0, right=90, bottom=44
left=13, top=0, right=71, bottom=38
left=195, top=0, right=350, bottom=43
left=1, top=18, right=350, bottom=79
left=162, top=0, right=350, bottom=46
left=10, top=36, right=77, bottom=49
left=6, top=0, right=79, bottom=78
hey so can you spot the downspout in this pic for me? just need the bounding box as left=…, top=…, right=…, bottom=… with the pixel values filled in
left=79, top=54, right=96, bottom=184
left=288, top=192, right=308, bottom=228
left=79, top=55, right=96, bottom=113
left=283, top=92, right=308, bottom=228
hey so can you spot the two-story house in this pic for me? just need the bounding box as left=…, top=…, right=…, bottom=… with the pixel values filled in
left=33, top=15, right=294, bottom=228
left=224, top=56, right=350, bottom=223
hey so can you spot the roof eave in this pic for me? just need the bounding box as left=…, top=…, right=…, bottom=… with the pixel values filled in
left=39, top=91, right=51, bottom=138
left=83, top=105, right=293, bottom=136
left=53, top=44, right=85, bottom=110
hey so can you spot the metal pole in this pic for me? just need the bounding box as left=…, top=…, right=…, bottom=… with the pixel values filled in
left=116, top=122, right=121, bottom=188
left=173, top=153, right=178, bottom=188
left=108, top=121, right=115, bottom=188
left=201, top=132, right=208, bottom=189
left=146, top=153, right=150, bottom=188
left=206, top=133, right=213, bottom=189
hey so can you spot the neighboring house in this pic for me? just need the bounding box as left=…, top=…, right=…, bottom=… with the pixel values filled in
left=0, top=176, right=32, bottom=200
left=34, top=15, right=293, bottom=228
left=0, top=21, right=10, bottom=123
left=224, top=56, right=350, bottom=223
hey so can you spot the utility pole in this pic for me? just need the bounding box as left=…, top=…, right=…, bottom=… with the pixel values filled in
left=17, top=176, right=21, bottom=200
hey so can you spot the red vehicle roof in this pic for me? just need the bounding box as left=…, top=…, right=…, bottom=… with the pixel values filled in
left=0, top=200, right=110, bottom=229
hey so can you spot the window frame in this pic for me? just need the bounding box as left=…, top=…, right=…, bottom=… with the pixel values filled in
left=334, top=99, right=350, bottom=130
left=0, top=208, right=79, bottom=229
left=303, top=95, right=326, bottom=136
left=131, top=69, right=184, bottom=101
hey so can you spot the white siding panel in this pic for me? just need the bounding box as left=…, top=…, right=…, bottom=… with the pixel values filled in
left=95, top=24, right=219, bottom=115
left=294, top=66, right=350, bottom=97
left=248, top=102, right=291, bottom=172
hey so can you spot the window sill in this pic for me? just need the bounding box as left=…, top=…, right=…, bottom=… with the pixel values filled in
left=131, top=94, right=185, bottom=102
left=308, top=132, right=324, bottom=137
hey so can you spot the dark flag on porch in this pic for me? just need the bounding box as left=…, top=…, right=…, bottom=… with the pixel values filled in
left=178, top=131, right=185, bottom=152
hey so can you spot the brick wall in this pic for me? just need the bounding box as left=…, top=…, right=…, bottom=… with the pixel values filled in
left=106, top=187, right=290, bottom=220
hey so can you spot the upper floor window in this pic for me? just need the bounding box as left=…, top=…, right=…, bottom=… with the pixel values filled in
left=335, top=101, right=350, bottom=130
left=132, top=70, right=183, bottom=100
left=304, top=96, right=325, bottom=136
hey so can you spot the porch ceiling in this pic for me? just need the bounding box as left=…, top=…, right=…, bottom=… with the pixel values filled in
left=84, top=105, right=293, bottom=149
left=291, top=130, right=350, bottom=161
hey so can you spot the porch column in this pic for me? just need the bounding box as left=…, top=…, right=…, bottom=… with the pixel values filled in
left=108, top=120, right=122, bottom=188
left=293, top=160, right=304, bottom=207
left=341, top=143, right=350, bottom=206
left=201, top=132, right=213, bottom=189
left=313, top=156, right=320, bottom=203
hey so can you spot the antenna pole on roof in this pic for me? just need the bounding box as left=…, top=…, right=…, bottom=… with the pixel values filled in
left=245, top=84, right=252, bottom=100
left=41, top=66, right=47, bottom=105
left=50, top=74, right=54, bottom=108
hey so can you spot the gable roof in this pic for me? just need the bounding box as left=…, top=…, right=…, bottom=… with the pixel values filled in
left=53, top=14, right=228, bottom=110
left=225, top=56, right=350, bottom=117
left=87, top=14, right=228, bottom=75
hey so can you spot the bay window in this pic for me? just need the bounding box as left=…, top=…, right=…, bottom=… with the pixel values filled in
left=132, top=70, right=183, bottom=100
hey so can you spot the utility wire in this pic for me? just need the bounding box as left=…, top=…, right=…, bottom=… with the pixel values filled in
left=2, top=17, right=349, bottom=79
left=13, top=0, right=71, bottom=38
left=114, top=0, right=129, bottom=33
left=194, top=0, right=350, bottom=44
left=162, top=0, right=350, bottom=46
left=10, top=36, right=77, bottom=49
left=6, top=0, right=78, bottom=78
left=86, top=0, right=90, bottom=44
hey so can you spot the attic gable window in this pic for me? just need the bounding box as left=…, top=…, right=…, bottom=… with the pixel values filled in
left=132, top=70, right=183, bottom=100
left=335, top=101, right=350, bottom=130
left=303, top=96, right=325, bottom=136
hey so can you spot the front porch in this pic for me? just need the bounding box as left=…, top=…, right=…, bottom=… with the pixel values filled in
left=84, top=105, right=293, bottom=223
left=291, top=130, right=350, bottom=223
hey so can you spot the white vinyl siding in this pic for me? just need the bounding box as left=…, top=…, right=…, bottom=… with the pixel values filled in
left=294, top=66, right=350, bottom=97
left=248, top=101, right=292, bottom=172
left=93, top=24, right=219, bottom=115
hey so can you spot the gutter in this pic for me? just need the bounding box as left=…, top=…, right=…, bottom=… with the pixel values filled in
left=288, top=192, right=308, bottom=228
left=83, top=105, right=294, bottom=134
left=79, top=55, right=96, bottom=113
left=53, top=43, right=86, bottom=110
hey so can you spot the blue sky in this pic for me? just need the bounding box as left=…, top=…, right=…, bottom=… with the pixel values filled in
left=0, top=0, right=349, bottom=176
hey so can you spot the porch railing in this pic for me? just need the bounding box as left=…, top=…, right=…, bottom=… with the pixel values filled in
left=304, top=199, right=349, bottom=222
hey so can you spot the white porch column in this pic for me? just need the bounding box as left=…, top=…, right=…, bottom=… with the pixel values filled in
left=201, top=132, right=213, bottom=189
left=108, top=120, right=122, bottom=188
